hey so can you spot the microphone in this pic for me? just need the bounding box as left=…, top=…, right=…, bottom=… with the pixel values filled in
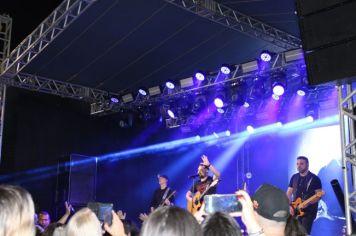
left=188, top=174, right=199, bottom=179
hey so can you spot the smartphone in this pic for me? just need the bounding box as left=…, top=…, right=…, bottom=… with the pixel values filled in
left=204, top=194, right=242, bottom=214
left=87, top=202, right=113, bottom=226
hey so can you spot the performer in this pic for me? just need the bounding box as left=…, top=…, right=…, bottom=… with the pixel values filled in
left=150, top=174, right=175, bottom=209
left=186, top=155, right=221, bottom=214
left=287, top=156, right=323, bottom=234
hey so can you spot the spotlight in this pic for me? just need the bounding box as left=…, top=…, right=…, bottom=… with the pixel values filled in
left=213, top=132, right=219, bottom=138
left=272, top=94, right=280, bottom=100
left=165, top=81, right=175, bottom=89
left=306, top=116, right=314, bottom=122
left=272, top=82, right=285, bottom=96
left=110, top=95, right=120, bottom=104
left=243, top=102, right=250, bottom=108
left=217, top=108, right=225, bottom=114
left=297, top=86, right=308, bottom=96
left=196, top=135, right=201, bottom=141
left=138, top=88, right=148, bottom=96
left=194, top=71, right=206, bottom=81
left=260, top=50, right=272, bottom=62
left=225, top=130, right=231, bottom=136
left=246, top=125, right=255, bottom=133
left=220, top=65, right=231, bottom=75
left=167, top=109, right=175, bottom=118
left=214, top=97, right=224, bottom=108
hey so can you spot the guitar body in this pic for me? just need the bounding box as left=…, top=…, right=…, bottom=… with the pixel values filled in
left=291, top=197, right=305, bottom=217
left=187, top=191, right=202, bottom=214
left=291, top=191, right=325, bottom=217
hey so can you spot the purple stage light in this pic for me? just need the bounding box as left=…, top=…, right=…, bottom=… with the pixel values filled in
left=165, top=81, right=175, bottom=89
left=138, top=88, right=147, bottom=96
left=272, top=94, right=280, bottom=100
left=272, top=83, right=285, bottom=96
left=243, top=102, right=250, bottom=108
left=220, top=65, right=231, bottom=75
left=217, top=108, right=225, bottom=114
left=246, top=125, right=254, bottom=133
left=297, top=89, right=306, bottom=96
left=196, top=135, right=201, bottom=141
left=195, top=72, right=205, bottom=81
left=110, top=96, right=119, bottom=103
left=306, top=116, right=314, bottom=122
left=167, top=109, right=175, bottom=118
left=214, top=98, right=224, bottom=108
left=260, top=51, right=272, bottom=62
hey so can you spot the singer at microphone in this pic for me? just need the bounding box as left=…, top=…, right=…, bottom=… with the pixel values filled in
left=185, top=155, right=221, bottom=213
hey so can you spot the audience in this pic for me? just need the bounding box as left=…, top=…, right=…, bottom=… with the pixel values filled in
left=0, top=184, right=35, bottom=236
left=140, top=206, right=202, bottom=236
left=202, top=211, right=242, bottom=236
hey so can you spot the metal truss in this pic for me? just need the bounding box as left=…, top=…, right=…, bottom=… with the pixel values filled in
left=2, top=72, right=117, bottom=103
left=164, top=0, right=301, bottom=50
left=338, top=83, right=356, bottom=235
left=0, top=83, right=6, bottom=164
left=0, top=0, right=97, bottom=78
left=0, top=14, right=12, bottom=64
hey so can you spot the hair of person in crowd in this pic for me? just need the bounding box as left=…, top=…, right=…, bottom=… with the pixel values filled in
left=201, top=211, right=242, bottom=236
left=65, top=208, right=102, bottom=236
left=140, top=206, right=202, bottom=236
left=0, top=184, right=35, bottom=236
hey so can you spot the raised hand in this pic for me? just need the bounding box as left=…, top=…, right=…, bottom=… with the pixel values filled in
left=116, top=210, right=126, bottom=220
left=104, top=211, right=126, bottom=236
left=139, top=213, right=149, bottom=222
left=201, top=155, right=210, bottom=167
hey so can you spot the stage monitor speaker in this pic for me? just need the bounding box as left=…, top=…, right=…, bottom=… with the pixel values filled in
left=296, top=0, right=356, bottom=85
left=68, top=154, right=97, bottom=205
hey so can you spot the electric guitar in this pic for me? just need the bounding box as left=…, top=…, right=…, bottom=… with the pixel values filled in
left=158, top=190, right=177, bottom=207
left=187, top=179, right=219, bottom=214
left=291, top=191, right=325, bottom=217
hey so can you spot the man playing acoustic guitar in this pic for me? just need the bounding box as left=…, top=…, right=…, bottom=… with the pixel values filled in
left=286, top=156, right=323, bottom=235
left=185, top=155, right=221, bottom=214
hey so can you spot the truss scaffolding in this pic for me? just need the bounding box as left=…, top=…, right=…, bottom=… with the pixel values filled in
left=164, top=0, right=301, bottom=50
left=0, top=0, right=97, bottom=79
left=338, top=83, right=356, bottom=236
left=0, top=14, right=12, bottom=65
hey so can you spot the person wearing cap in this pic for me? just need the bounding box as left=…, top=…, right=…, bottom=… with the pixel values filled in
left=186, top=155, right=221, bottom=213
left=287, top=156, right=323, bottom=234
left=150, top=174, right=175, bottom=209
left=235, top=184, right=306, bottom=236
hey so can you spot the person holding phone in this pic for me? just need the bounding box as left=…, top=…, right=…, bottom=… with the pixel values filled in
left=186, top=155, right=221, bottom=213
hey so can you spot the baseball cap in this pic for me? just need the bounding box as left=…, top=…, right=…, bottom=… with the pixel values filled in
left=157, top=174, right=169, bottom=181
left=253, top=184, right=290, bottom=222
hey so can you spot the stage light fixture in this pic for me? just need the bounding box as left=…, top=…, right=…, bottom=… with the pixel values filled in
left=243, top=102, right=250, bottom=108
left=297, top=87, right=307, bottom=96
left=194, top=71, right=206, bottom=81
left=247, top=125, right=255, bottom=133
left=148, top=86, right=161, bottom=96
left=165, top=81, right=175, bottom=89
left=272, top=94, right=280, bottom=100
left=122, top=93, right=134, bottom=103
left=305, top=103, right=319, bottom=121
left=110, top=95, right=120, bottom=104
left=217, top=108, right=225, bottom=114
left=225, top=130, right=231, bottom=136
left=138, top=88, right=148, bottom=96
left=220, top=64, right=231, bottom=75
left=272, top=82, right=285, bottom=96
left=167, top=109, right=175, bottom=118
left=191, top=95, right=207, bottom=114
left=260, top=50, right=272, bottom=62
left=214, top=97, right=224, bottom=108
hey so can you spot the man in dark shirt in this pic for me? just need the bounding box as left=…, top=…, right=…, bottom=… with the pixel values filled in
left=150, top=174, right=175, bottom=209
left=186, top=155, right=221, bottom=213
left=287, top=156, right=323, bottom=234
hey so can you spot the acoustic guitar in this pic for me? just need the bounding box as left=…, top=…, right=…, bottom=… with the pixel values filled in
left=291, top=191, right=325, bottom=217
left=187, top=179, right=219, bottom=214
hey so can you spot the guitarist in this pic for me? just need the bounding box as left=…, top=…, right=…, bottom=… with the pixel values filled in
left=286, top=156, right=323, bottom=235
left=185, top=155, right=221, bottom=213
left=150, top=174, right=175, bottom=209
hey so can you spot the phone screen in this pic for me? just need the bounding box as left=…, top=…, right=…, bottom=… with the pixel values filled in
left=87, top=202, right=113, bottom=225
left=204, top=194, right=242, bottom=214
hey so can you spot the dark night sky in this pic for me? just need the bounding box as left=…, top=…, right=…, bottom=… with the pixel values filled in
left=1, top=1, right=63, bottom=50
